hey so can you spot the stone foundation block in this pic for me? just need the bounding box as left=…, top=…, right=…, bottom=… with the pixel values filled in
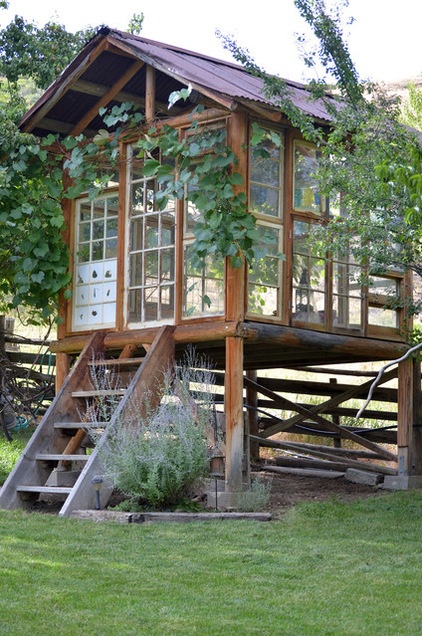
left=345, top=468, right=384, bottom=487
left=383, top=475, right=422, bottom=490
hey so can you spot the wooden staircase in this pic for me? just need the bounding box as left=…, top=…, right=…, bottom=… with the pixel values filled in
left=0, top=326, right=175, bottom=517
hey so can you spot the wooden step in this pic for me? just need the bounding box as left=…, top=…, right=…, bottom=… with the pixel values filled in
left=88, top=357, right=144, bottom=367
left=71, top=389, right=126, bottom=398
left=53, top=421, right=108, bottom=429
left=35, top=453, right=90, bottom=462
left=16, top=485, right=73, bottom=495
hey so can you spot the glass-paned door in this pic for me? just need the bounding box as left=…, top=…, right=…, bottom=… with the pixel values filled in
left=127, top=161, right=176, bottom=325
left=72, top=194, right=118, bottom=330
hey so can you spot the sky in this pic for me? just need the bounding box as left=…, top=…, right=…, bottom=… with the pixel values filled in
left=0, top=0, right=421, bottom=84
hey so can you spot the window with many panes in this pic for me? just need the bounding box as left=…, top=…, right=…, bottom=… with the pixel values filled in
left=248, top=128, right=284, bottom=318
left=72, top=193, right=118, bottom=331
left=292, top=220, right=326, bottom=325
left=291, top=138, right=403, bottom=335
left=368, top=275, right=401, bottom=330
left=127, top=149, right=176, bottom=325
left=332, top=252, right=363, bottom=331
left=293, top=140, right=326, bottom=215
left=182, top=124, right=226, bottom=319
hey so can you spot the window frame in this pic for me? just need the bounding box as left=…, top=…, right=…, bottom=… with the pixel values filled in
left=247, top=125, right=285, bottom=321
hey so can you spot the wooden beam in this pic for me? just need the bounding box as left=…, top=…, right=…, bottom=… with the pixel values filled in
left=145, top=65, right=156, bottom=122
left=246, top=370, right=260, bottom=461
left=412, top=359, right=422, bottom=474
left=72, top=78, right=172, bottom=114
left=73, top=79, right=141, bottom=103
left=241, top=321, right=408, bottom=361
left=226, top=110, right=248, bottom=322
left=252, top=436, right=396, bottom=475
left=225, top=336, right=244, bottom=491
left=55, top=352, right=70, bottom=394
left=223, top=111, right=249, bottom=491
left=70, top=60, right=144, bottom=136
left=21, top=37, right=110, bottom=133
left=397, top=357, right=422, bottom=476
left=50, top=321, right=243, bottom=354
left=256, top=376, right=397, bottom=402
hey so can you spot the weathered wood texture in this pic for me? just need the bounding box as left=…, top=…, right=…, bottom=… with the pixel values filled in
left=252, top=435, right=396, bottom=475
left=224, top=336, right=245, bottom=492
left=397, top=358, right=422, bottom=476
left=59, top=325, right=175, bottom=516
left=0, top=331, right=106, bottom=510
left=244, top=374, right=397, bottom=460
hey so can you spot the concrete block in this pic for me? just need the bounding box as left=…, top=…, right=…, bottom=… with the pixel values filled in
left=205, top=490, right=239, bottom=510
left=383, top=475, right=422, bottom=490
left=345, top=468, right=384, bottom=487
left=46, top=469, right=80, bottom=487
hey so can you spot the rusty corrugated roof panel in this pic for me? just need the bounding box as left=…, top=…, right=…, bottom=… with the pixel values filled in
left=20, top=27, right=336, bottom=135
left=110, top=30, right=335, bottom=121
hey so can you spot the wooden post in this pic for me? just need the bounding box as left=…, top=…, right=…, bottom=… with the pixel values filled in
left=225, top=336, right=244, bottom=492
left=0, top=315, right=5, bottom=357
left=412, top=360, right=422, bottom=476
left=411, top=359, right=422, bottom=475
left=225, top=258, right=246, bottom=492
left=246, top=370, right=260, bottom=461
left=396, top=356, right=422, bottom=483
left=145, top=65, right=156, bottom=122
left=224, top=110, right=248, bottom=493
left=55, top=352, right=70, bottom=393
left=330, top=378, right=342, bottom=448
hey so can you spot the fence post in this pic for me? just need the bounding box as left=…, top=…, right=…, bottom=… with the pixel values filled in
left=0, top=315, right=5, bottom=357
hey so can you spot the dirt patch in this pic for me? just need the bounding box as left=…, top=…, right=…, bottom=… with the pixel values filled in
left=264, top=469, right=387, bottom=519
left=30, top=468, right=388, bottom=518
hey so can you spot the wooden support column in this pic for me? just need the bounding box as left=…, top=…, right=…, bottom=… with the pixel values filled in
left=56, top=170, right=72, bottom=393
left=397, top=357, right=422, bottom=476
left=55, top=352, right=70, bottom=393
left=145, top=65, right=156, bottom=122
left=225, top=257, right=246, bottom=492
left=246, top=370, right=260, bottom=461
left=387, top=356, right=422, bottom=489
left=224, top=110, right=248, bottom=493
left=225, top=335, right=244, bottom=491
left=411, top=359, right=422, bottom=475
left=397, top=357, right=415, bottom=475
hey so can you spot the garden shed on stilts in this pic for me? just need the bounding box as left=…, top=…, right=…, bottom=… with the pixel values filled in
left=1, top=27, right=420, bottom=515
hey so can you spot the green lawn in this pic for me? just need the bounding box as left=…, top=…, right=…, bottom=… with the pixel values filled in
left=0, top=427, right=33, bottom=485
left=1, top=490, right=422, bottom=635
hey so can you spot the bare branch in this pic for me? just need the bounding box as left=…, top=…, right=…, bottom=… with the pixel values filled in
left=356, top=342, right=422, bottom=419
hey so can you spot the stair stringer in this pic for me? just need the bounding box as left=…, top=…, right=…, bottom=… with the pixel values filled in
left=0, top=331, right=107, bottom=510
left=58, top=325, right=175, bottom=517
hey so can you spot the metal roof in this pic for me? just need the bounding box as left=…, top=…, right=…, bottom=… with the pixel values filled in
left=20, top=27, right=336, bottom=136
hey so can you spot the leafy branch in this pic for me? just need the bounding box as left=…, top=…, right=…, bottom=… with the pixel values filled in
left=134, top=102, right=271, bottom=269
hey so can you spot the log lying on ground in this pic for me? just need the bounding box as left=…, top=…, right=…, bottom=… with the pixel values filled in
left=252, top=435, right=397, bottom=476
left=264, top=465, right=345, bottom=479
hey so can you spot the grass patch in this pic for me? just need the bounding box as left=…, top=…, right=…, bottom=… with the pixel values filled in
left=0, top=427, right=33, bottom=485
left=1, top=490, right=422, bottom=634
